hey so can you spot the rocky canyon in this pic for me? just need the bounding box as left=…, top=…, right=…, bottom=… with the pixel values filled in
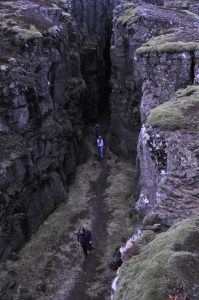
left=0, top=0, right=198, bottom=299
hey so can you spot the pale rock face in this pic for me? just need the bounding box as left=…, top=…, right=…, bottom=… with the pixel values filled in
left=137, top=52, right=192, bottom=122
left=137, top=126, right=167, bottom=215
left=138, top=126, right=199, bottom=226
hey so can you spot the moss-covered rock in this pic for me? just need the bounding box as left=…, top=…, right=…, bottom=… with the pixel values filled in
left=146, top=86, right=199, bottom=130
left=114, top=217, right=199, bottom=300
left=117, top=4, right=139, bottom=26
left=143, top=213, right=162, bottom=227
left=136, top=29, right=199, bottom=54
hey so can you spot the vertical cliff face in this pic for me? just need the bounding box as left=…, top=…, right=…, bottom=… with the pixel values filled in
left=138, top=86, right=199, bottom=226
left=0, top=1, right=85, bottom=260
left=136, top=29, right=199, bottom=224
left=109, top=1, right=197, bottom=156
left=0, top=0, right=112, bottom=260
left=111, top=0, right=199, bottom=223
left=111, top=2, right=199, bottom=299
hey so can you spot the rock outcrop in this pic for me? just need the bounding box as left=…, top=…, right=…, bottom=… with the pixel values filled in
left=138, top=86, right=199, bottom=226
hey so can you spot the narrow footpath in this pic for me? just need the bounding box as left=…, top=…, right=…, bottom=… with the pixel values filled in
left=0, top=128, right=137, bottom=300
left=67, top=160, right=110, bottom=300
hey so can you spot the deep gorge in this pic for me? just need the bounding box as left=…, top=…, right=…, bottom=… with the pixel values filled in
left=0, top=0, right=199, bottom=299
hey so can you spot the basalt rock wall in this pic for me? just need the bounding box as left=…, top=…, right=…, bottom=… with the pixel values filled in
left=111, top=0, right=199, bottom=224
left=0, top=1, right=85, bottom=261
left=112, top=1, right=199, bottom=299
left=109, top=0, right=197, bottom=156
left=0, top=0, right=112, bottom=261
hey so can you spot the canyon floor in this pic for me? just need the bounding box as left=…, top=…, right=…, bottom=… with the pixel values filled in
left=0, top=125, right=138, bottom=300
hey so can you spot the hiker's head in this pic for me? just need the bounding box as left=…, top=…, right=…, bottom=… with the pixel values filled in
left=99, top=136, right=102, bottom=139
left=80, top=226, right=85, bottom=234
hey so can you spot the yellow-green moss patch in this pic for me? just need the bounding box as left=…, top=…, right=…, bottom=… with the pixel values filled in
left=12, top=25, right=43, bottom=42
left=136, top=28, right=199, bottom=54
left=146, top=86, right=199, bottom=130
left=117, top=5, right=139, bottom=26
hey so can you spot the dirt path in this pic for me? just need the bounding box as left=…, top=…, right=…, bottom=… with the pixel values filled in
left=67, top=161, right=110, bottom=300
left=0, top=129, right=137, bottom=300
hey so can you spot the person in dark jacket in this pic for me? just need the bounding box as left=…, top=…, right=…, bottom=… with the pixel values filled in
left=77, top=226, right=92, bottom=256
left=94, top=124, right=100, bottom=139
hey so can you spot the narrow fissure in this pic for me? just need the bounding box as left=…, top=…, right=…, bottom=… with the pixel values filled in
left=81, top=24, right=112, bottom=124
left=0, top=1, right=141, bottom=300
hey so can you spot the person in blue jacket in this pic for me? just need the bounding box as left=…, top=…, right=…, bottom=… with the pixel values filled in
left=77, top=226, right=92, bottom=256
left=97, top=136, right=104, bottom=159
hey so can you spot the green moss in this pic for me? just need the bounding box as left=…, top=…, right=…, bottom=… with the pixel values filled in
left=145, top=86, right=199, bottom=130
left=164, top=0, right=189, bottom=9
left=143, top=213, right=161, bottom=227
left=117, top=5, right=139, bottom=26
left=0, top=19, right=17, bottom=30
left=136, top=27, right=199, bottom=54
left=137, top=41, right=199, bottom=54
left=115, top=217, right=199, bottom=300
left=143, top=230, right=156, bottom=243
left=11, top=25, right=43, bottom=42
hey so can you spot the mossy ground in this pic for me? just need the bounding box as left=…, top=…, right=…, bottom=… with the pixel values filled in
left=146, top=86, right=199, bottom=130
left=114, top=217, right=199, bottom=300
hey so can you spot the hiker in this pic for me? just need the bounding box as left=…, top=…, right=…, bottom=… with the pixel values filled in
left=94, top=123, right=100, bottom=138
left=97, top=136, right=104, bottom=160
left=77, top=226, right=92, bottom=256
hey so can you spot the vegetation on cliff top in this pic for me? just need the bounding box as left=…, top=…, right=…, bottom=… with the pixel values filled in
left=114, top=217, right=199, bottom=300
left=117, top=4, right=139, bottom=26
left=0, top=0, right=72, bottom=46
left=136, top=28, right=199, bottom=54
left=146, top=86, right=199, bottom=130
